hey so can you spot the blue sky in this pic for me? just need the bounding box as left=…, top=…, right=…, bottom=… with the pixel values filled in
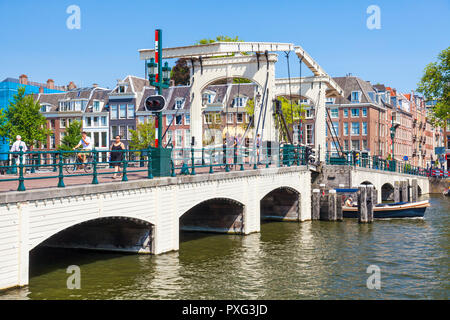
left=1, top=0, right=449, bottom=93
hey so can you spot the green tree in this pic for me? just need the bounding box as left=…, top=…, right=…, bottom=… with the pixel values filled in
left=195, top=35, right=242, bottom=45
left=58, top=120, right=82, bottom=151
left=5, top=87, right=51, bottom=147
left=274, top=97, right=305, bottom=143
left=417, top=46, right=450, bottom=126
left=0, top=109, right=8, bottom=138
left=129, top=120, right=156, bottom=150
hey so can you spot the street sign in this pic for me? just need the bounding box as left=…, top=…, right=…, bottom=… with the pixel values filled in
left=144, top=95, right=166, bottom=112
left=403, top=156, right=408, bottom=161
left=435, top=147, right=445, bottom=155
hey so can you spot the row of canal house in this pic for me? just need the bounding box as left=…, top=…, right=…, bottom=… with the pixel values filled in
left=32, top=74, right=444, bottom=168
left=324, top=75, right=443, bottom=168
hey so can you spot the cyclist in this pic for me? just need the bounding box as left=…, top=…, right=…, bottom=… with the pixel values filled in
left=73, top=132, right=92, bottom=168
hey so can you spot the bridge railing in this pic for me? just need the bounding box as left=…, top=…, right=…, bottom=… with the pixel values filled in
left=0, top=144, right=307, bottom=192
left=325, top=151, right=429, bottom=177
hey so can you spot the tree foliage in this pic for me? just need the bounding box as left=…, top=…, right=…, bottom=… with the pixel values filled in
left=129, top=120, right=155, bottom=150
left=417, top=46, right=450, bottom=126
left=58, top=120, right=82, bottom=151
left=4, top=87, right=51, bottom=147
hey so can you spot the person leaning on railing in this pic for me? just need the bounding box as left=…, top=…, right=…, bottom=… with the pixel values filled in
left=109, top=135, right=125, bottom=179
left=10, top=135, right=28, bottom=176
left=73, top=131, right=92, bottom=166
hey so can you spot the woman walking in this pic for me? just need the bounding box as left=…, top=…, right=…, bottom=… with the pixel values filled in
left=110, top=135, right=125, bottom=179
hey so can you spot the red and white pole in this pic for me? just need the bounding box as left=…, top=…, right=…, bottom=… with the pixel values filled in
left=154, top=30, right=159, bottom=83
left=155, top=116, right=159, bottom=148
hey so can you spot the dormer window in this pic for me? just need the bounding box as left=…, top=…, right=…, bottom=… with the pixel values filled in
left=93, top=101, right=100, bottom=112
left=326, top=97, right=336, bottom=105
left=368, top=92, right=375, bottom=102
left=233, top=96, right=247, bottom=108
left=40, top=104, right=50, bottom=113
left=351, top=91, right=361, bottom=103
left=202, top=91, right=216, bottom=105
left=175, top=98, right=185, bottom=110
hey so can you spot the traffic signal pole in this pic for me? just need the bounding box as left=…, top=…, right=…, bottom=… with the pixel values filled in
left=155, top=29, right=163, bottom=149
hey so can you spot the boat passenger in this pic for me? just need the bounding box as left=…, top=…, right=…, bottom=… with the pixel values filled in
left=345, top=197, right=353, bottom=207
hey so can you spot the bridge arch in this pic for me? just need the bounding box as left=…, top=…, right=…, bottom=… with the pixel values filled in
left=179, top=197, right=245, bottom=234
left=381, top=183, right=395, bottom=201
left=260, top=186, right=301, bottom=221
left=31, top=216, right=155, bottom=254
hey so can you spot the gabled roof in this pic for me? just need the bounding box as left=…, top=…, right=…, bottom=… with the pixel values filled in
left=332, top=76, right=377, bottom=104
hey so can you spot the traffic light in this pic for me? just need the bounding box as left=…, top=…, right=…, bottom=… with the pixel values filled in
left=144, top=95, right=166, bottom=112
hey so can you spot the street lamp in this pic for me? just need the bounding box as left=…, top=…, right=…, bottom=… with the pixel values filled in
left=147, top=58, right=157, bottom=83
left=162, top=62, right=171, bottom=86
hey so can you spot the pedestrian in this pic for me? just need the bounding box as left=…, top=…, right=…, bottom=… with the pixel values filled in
left=109, top=135, right=125, bottom=179
left=10, top=135, right=27, bottom=175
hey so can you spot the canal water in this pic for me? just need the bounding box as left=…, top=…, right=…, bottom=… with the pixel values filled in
left=1, top=195, right=448, bottom=300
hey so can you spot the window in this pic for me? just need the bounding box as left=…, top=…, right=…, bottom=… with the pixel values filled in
left=60, top=118, right=66, bottom=128
left=94, top=132, right=100, bottom=148
left=343, top=109, right=348, bottom=117
left=175, top=99, right=184, bottom=109
left=344, top=122, right=348, bottom=136
left=227, top=113, right=234, bottom=124
left=119, top=125, right=126, bottom=138
left=166, top=115, right=173, bottom=126
left=326, top=98, right=336, bottom=105
left=101, top=116, right=107, bottom=127
left=111, top=105, right=118, bottom=120
left=234, top=97, right=246, bottom=108
left=175, top=115, right=183, bottom=125
left=351, top=91, right=360, bottom=102
left=93, top=117, right=99, bottom=127
left=362, top=140, right=368, bottom=151
left=330, top=108, right=339, bottom=118
left=185, top=114, right=190, bottom=125
left=119, top=105, right=127, bottom=119
left=60, top=132, right=66, bottom=143
left=331, top=122, right=339, bottom=135
left=127, top=105, right=135, bottom=119
left=368, top=92, right=375, bottom=102
left=93, top=101, right=100, bottom=112
left=306, top=124, right=314, bottom=144
left=204, top=114, right=212, bottom=124
left=362, top=122, right=367, bottom=135
left=185, top=130, right=191, bottom=147
left=101, top=132, right=107, bottom=148
left=203, top=92, right=215, bottom=104
left=344, top=140, right=349, bottom=151
left=138, top=116, right=145, bottom=124
left=167, top=130, right=173, bottom=144
left=111, top=126, right=119, bottom=138
left=118, top=85, right=126, bottom=93
left=237, top=113, right=243, bottom=123
left=305, top=108, right=314, bottom=119
left=351, top=122, right=360, bottom=135
left=351, top=108, right=360, bottom=117
left=175, top=130, right=183, bottom=147
left=362, top=108, right=367, bottom=117
left=85, top=117, right=92, bottom=127
left=40, top=105, right=48, bottom=112
left=215, top=113, right=221, bottom=124
left=351, top=140, right=360, bottom=151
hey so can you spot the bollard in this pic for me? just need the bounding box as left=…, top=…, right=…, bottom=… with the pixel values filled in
left=312, top=189, right=321, bottom=220
left=411, top=179, right=418, bottom=202
left=394, top=181, right=400, bottom=203
left=327, top=190, right=338, bottom=221
left=357, top=185, right=368, bottom=223
left=366, top=185, right=374, bottom=223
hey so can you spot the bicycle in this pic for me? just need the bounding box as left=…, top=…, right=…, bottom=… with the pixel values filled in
left=64, top=151, right=93, bottom=174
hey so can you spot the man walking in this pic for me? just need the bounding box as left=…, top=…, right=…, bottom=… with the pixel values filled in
left=10, top=135, right=27, bottom=175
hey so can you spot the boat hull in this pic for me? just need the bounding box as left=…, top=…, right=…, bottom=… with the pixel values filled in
left=343, top=201, right=429, bottom=219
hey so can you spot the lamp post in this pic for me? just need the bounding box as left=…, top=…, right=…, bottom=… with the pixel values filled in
left=146, top=29, right=171, bottom=149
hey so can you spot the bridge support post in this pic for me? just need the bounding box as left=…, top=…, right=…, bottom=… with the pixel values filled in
left=312, top=189, right=320, bottom=220
left=411, top=179, right=418, bottom=202
left=372, top=187, right=378, bottom=206
left=327, top=190, right=337, bottom=221
left=401, top=181, right=408, bottom=202
left=394, top=181, right=400, bottom=203
left=357, top=185, right=370, bottom=223
left=366, top=185, right=374, bottom=223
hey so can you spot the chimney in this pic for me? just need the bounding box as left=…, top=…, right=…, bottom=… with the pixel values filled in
left=39, top=86, right=44, bottom=93
left=46, top=79, right=55, bottom=90
left=67, top=81, right=77, bottom=90
left=19, top=74, right=28, bottom=85
left=93, top=83, right=98, bottom=88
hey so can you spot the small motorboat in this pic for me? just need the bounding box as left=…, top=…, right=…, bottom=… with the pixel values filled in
left=443, top=188, right=450, bottom=196
left=343, top=200, right=430, bottom=219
